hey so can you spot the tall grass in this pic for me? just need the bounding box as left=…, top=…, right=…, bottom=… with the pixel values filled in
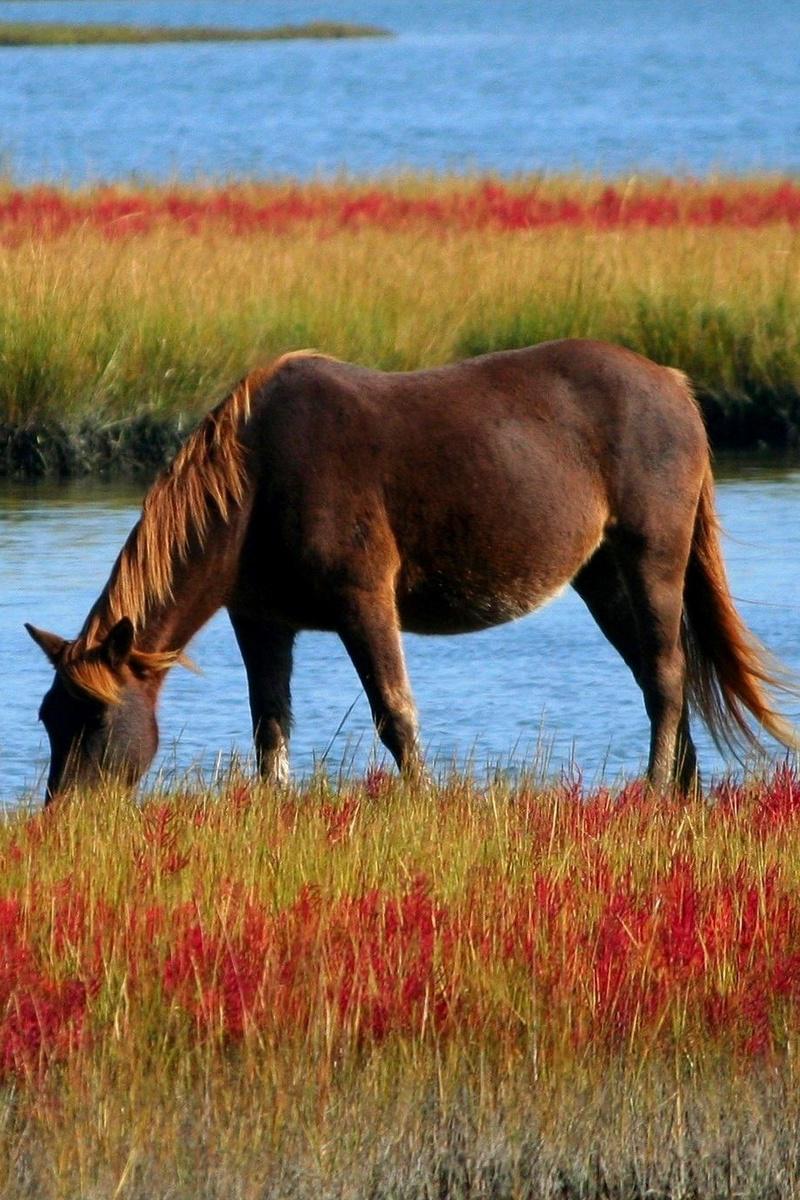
left=1, top=213, right=799, bottom=453
left=2, top=768, right=800, bottom=1195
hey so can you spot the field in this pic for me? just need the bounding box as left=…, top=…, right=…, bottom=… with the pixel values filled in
left=2, top=767, right=800, bottom=1197
left=2, top=174, right=800, bottom=475
left=5, top=170, right=800, bottom=1191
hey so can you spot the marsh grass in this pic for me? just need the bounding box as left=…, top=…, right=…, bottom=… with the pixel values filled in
left=2, top=768, right=800, bottom=1195
left=1, top=203, right=799, bottom=470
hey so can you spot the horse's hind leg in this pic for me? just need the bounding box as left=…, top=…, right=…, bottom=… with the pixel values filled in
left=674, top=702, right=699, bottom=794
left=616, top=530, right=696, bottom=791
left=336, top=588, right=420, bottom=776
left=229, top=613, right=295, bottom=785
left=573, top=542, right=699, bottom=793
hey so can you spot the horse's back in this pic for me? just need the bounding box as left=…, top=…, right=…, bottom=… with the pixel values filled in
left=239, top=341, right=708, bottom=633
left=256, top=339, right=704, bottom=467
left=277, top=337, right=709, bottom=530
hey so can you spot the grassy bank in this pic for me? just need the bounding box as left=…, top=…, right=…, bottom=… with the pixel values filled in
left=2, top=768, right=800, bottom=1196
left=0, top=21, right=390, bottom=47
left=1, top=177, right=799, bottom=476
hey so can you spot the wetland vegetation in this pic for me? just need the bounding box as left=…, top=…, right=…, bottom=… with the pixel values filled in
left=1, top=175, right=799, bottom=477
left=3, top=768, right=800, bottom=1196
left=3, top=167, right=800, bottom=1196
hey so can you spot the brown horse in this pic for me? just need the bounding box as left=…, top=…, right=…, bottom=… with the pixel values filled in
left=27, top=340, right=799, bottom=802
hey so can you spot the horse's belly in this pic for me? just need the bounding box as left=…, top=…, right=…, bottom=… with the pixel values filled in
left=390, top=444, right=609, bottom=634
left=397, top=573, right=568, bottom=635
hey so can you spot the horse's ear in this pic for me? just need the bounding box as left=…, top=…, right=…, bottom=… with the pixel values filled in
left=102, top=618, right=135, bottom=670
left=25, top=623, right=68, bottom=666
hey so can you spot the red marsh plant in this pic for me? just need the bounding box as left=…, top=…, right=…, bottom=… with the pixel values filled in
left=2, top=768, right=800, bottom=1087
left=2, top=177, right=800, bottom=242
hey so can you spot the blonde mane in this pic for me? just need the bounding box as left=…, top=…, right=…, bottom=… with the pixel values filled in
left=61, top=351, right=317, bottom=703
left=56, top=641, right=179, bottom=706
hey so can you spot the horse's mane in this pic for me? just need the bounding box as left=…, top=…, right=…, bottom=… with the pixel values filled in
left=60, top=350, right=317, bottom=703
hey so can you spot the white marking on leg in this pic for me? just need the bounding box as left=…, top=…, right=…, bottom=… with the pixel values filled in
left=266, top=740, right=291, bottom=787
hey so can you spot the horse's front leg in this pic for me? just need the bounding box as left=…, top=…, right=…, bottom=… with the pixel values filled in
left=336, top=586, right=421, bottom=777
left=229, top=612, right=295, bottom=785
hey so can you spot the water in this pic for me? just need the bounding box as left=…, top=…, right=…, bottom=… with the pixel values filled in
left=1, top=1, right=799, bottom=801
left=2, top=464, right=799, bottom=803
left=0, top=0, right=798, bottom=182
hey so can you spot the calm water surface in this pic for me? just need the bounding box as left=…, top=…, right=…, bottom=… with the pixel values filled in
left=0, top=0, right=798, bottom=181
left=2, top=465, right=799, bottom=803
left=1, top=1, right=799, bottom=797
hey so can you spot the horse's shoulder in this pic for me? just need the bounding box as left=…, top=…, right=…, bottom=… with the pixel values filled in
left=266, top=353, right=380, bottom=405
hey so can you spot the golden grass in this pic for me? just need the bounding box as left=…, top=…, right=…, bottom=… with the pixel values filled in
left=1, top=221, right=799, bottom=437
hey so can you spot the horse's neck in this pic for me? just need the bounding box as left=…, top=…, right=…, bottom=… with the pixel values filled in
left=79, top=363, right=263, bottom=660
left=134, top=551, right=231, bottom=655
left=84, top=505, right=247, bottom=657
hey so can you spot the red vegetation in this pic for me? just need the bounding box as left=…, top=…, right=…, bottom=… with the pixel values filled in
left=163, top=876, right=451, bottom=1042
left=0, top=897, right=88, bottom=1079
left=2, top=180, right=800, bottom=242
left=4, top=769, right=800, bottom=1084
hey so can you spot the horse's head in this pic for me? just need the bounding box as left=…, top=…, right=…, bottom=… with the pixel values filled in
left=26, top=618, right=162, bottom=803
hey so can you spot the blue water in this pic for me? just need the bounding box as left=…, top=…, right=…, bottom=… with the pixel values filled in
left=0, top=0, right=798, bottom=182
left=1, top=2, right=799, bottom=801
left=2, top=465, right=799, bottom=803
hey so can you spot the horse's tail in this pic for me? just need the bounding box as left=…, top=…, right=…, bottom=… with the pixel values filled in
left=682, top=468, right=800, bottom=755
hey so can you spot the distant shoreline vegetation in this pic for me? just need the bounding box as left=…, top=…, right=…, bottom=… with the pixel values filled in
left=1, top=174, right=799, bottom=477
left=0, top=20, right=392, bottom=47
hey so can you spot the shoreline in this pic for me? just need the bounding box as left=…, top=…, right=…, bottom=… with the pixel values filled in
left=0, top=21, right=391, bottom=47
left=3, top=384, right=800, bottom=479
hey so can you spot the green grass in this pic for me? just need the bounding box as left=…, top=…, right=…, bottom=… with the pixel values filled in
left=0, top=20, right=391, bottom=47
left=458, top=292, right=800, bottom=449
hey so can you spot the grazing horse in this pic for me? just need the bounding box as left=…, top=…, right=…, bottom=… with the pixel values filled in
left=27, top=340, right=799, bottom=802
